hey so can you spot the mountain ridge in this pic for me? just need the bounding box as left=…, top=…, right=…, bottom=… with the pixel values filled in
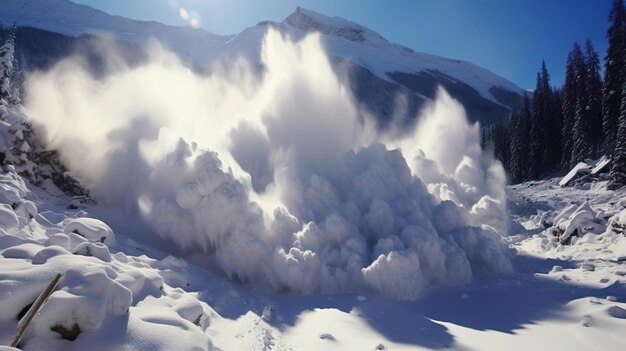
left=0, top=0, right=524, bottom=125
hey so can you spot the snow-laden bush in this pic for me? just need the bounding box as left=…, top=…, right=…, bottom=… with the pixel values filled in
left=609, top=209, right=626, bottom=235
left=62, top=218, right=116, bottom=246
left=549, top=202, right=605, bottom=244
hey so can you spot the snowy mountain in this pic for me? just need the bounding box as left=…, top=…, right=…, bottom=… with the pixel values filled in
left=2, top=2, right=626, bottom=350
left=0, top=0, right=524, bottom=125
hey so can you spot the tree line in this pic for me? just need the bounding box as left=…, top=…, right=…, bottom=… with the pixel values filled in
left=484, top=0, right=626, bottom=190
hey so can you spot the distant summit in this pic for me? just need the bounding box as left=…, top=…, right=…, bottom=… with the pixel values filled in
left=0, top=0, right=524, bottom=125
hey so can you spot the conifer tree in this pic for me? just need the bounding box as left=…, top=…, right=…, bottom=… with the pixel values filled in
left=571, top=97, right=591, bottom=165
left=603, top=0, right=626, bottom=155
left=529, top=62, right=557, bottom=176
left=518, top=94, right=532, bottom=180
left=561, top=52, right=577, bottom=170
left=584, top=40, right=603, bottom=156
left=569, top=44, right=592, bottom=166
left=608, top=82, right=626, bottom=189
left=0, top=25, right=16, bottom=104
left=507, top=110, right=523, bottom=183
left=529, top=72, right=544, bottom=178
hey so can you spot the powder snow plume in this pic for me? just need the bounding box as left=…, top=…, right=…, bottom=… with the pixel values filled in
left=23, top=29, right=511, bottom=300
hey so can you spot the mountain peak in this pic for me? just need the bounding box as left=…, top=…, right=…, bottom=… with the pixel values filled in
left=283, top=7, right=387, bottom=44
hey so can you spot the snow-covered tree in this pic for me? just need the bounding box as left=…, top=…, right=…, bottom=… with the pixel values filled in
left=528, top=62, right=560, bottom=177
left=0, top=26, right=16, bottom=105
left=571, top=97, right=591, bottom=166
left=561, top=52, right=577, bottom=170
left=507, top=93, right=532, bottom=183
left=603, top=0, right=626, bottom=155
left=491, top=119, right=509, bottom=168
left=584, top=40, right=603, bottom=156
left=569, top=44, right=592, bottom=166
left=608, top=82, right=626, bottom=189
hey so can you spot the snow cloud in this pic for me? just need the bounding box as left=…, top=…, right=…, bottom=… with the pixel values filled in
left=23, top=29, right=511, bottom=300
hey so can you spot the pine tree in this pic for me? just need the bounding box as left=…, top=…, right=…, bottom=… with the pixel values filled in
left=569, top=44, right=592, bottom=166
left=0, top=25, right=16, bottom=104
left=561, top=51, right=577, bottom=170
left=529, top=62, right=558, bottom=176
left=508, top=110, right=523, bottom=183
left=571, top=97, right=591, bottom=165
left=491, top=120, right=509, bottom=167
left=603, top=0, right=626, bottom=155
left=608, top=82, right=626, bottom=189
left=518, top=94, right=532, bottom=180
left=584, top=40, right=603, bottom=157
left=550, top=87, right=563, bottom=166
left=529, top=72, right=544, bottom=178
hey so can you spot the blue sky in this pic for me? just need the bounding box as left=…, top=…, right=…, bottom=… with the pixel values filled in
left=73, top=0, right=612, bottom=89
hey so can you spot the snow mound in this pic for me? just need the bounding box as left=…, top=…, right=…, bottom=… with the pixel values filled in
left=549, top=202, right=604, bottom=244
left=609, top=209, right=626, bottom=235
left=0, top=231, right=215, bottom=350
left=62, top=218, right=116, bottom=246
left=0, top=162, right=215, bottom=349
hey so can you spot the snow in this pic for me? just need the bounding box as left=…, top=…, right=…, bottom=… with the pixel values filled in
left=62, top=217, right=116, bottom=246
left=23, top=29, right=513, bottom=301
left=0, top=153, right=216, bottom=350
left=0, top=106, right=624, bottom=351
left=548, top=201, right=605, bottom=244
left=0, top=4, right=624, bottom=349
left=591, top=155, right=611, bottom=175
left=559, top=161, right=592, bottom=186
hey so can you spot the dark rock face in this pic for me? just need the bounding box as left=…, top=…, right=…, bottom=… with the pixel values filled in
left=388, top=70, right=522, bottom=126
left=334, top=59, right=524, bottom=130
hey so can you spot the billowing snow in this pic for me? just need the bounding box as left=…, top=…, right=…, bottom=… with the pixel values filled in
left=23, top=29, right=512, bottom=301
left=0, top=5, right=624, bottom=351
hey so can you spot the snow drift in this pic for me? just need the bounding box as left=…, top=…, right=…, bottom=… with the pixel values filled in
left=23, top=29, right=511, bottom=300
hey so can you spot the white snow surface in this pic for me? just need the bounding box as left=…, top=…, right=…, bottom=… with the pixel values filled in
left=559, top=161, right=591, bottom=187
left=591, top=155, right=611, bottom=175
left=1, top=164, right=626, bottom=350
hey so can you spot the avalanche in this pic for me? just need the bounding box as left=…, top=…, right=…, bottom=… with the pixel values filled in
left=1, top=15, right=625, bottom=351
left=22, top=29, right=511, bottom=300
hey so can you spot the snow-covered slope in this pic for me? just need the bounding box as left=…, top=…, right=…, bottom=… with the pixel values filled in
left=0, top=1, right=524, bottom=125
left=1, top=124, right=625, bottom=350
left=283, top=7, right=522, bottom=104
left=0, top=0, right=230, bottom=62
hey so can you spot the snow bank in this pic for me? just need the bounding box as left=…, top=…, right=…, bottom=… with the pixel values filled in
left=23, top=29, right=511, bottom=300
left=0, top=249, right=215, bottom=350
left=0, top=166, right=215, bottom=349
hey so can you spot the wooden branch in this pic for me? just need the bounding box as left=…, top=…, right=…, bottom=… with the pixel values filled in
left=11, top=273, right=63, bottom=348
